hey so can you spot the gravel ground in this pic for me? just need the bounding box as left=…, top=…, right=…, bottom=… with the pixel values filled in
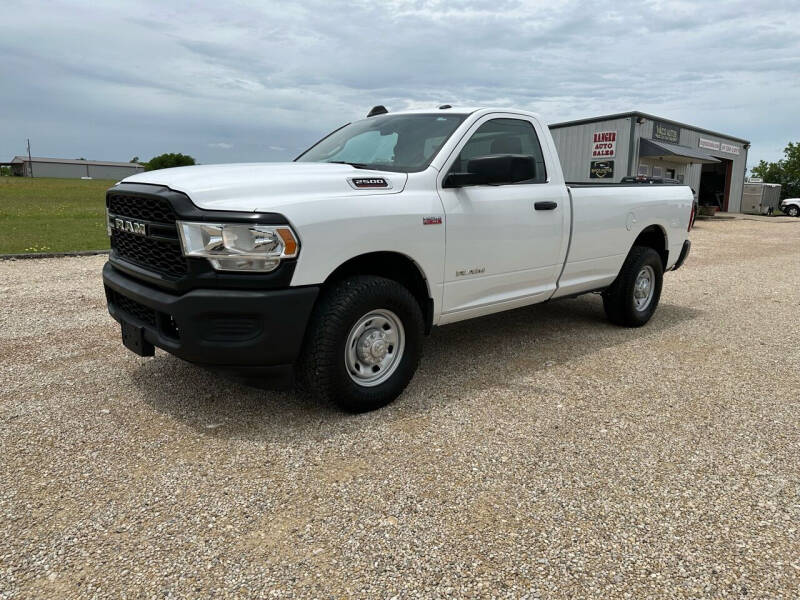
left=1, top=219, right=799, bottom=599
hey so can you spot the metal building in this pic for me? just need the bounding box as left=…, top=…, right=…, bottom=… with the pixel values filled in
left=549, top=112, right=750, bottom=212
left=6, top=156, right=144, bottom=180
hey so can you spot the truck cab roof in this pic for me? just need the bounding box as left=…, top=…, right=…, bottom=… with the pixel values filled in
left=384, top=107, right=544, bottom=121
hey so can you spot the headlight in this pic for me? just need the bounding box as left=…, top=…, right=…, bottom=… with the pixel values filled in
left=177, top=221, right=299, bottom=272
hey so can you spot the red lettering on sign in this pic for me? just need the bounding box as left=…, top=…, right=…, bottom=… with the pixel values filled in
left=593, top=132, right=617, bottom=143
left=591, top=131, right=617, bottom=159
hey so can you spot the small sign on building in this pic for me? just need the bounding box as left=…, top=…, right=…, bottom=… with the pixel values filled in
left=699, top=137, right=741, bottom=155
left=699, top=138, right=721, bottom=151
left=589, top=160, right=615, bottom=179
left=591, top=131, right=616, bottom=158
left=653, top=121, right=680, bottom=144
left=720, top=142, right=741, bottom=155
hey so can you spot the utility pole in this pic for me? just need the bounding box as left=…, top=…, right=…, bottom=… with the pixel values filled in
left=27, top=139, right=34, bottom=178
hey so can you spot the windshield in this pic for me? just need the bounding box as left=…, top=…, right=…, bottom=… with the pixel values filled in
left=295, top=113, right=467, bottom=172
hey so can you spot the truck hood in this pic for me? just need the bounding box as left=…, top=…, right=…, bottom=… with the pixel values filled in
left=122, top=162, right=408, bottom=212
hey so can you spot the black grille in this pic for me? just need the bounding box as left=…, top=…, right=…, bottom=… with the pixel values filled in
left=108, top=191, right=187, bottom=278
left=108, top=194, right=177, bottom=224
left=111, top=230, right=187, bottom=277
left=106, top=288, right=156, bottom=327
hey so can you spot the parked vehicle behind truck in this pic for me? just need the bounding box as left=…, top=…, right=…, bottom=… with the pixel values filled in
left=781, top=198, right=800, bottom=217
left=103, top=106, right=693, bottom=411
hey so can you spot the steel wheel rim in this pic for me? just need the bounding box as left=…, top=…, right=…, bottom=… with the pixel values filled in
left=633, top=265, right=656, bottom=311
left=345, top=309, right=405, bottom=387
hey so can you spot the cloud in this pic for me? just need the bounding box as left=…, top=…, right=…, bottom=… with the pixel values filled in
left=1, top=0, right=798, bottom=165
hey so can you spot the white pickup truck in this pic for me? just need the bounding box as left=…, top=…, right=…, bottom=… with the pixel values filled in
left=103, top=106, right=693, bottom=411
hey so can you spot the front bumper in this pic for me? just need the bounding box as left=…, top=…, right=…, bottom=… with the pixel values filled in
left=103, top=262, right=319, bottom=376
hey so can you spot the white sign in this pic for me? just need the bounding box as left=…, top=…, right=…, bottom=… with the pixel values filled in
left=592, top=131, right=616, bottom=158
left=699, top=138, right=720, bottom=151
left=720, top=142, right=741, bottom=155
left=699, top=137, right=741, bottom=156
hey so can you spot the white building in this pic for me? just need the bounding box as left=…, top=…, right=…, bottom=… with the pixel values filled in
left=6, top=156, right=144, bottom=180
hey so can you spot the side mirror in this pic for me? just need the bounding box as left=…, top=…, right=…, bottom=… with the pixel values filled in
left=443, top=172, right=487, bottom=187
left=444, top=154, right=536, bottom=188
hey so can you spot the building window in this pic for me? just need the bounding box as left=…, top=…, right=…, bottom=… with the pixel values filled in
left=652, top=166, right=663, bottom=177
left=638, top=164, right=649, bottom=176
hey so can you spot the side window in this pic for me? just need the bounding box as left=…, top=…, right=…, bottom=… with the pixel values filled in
left=450, top=118, right=547, bottom=184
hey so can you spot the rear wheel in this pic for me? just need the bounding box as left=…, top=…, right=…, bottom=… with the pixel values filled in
left=299, top=276, right=424, bottom=412
left=602, top=246, right=663, bottom=327
left=786, top=205, right=800, bottom=217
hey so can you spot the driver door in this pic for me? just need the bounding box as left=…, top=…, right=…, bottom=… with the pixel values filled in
left=438, top=115, right=567, bottom=319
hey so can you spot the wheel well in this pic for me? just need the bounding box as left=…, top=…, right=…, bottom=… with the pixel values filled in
left=324, top=252, right=434, bottom=333
left=633, top=225, right=668, bottom=269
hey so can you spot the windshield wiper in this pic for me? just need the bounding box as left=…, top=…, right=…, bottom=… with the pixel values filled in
left=325, top=161, right=371, bottom=169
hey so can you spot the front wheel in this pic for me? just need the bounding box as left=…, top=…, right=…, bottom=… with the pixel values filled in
left=602, top=246, right=664, bottom=327
left=298, top=276, right=424, bottom=412
left=786, top=205, right=800, bottom=217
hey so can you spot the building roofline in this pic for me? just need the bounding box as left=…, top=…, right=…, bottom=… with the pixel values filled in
left=11, top=156, right=144, bottom=168
left=548, top=111, right=750, bottom=144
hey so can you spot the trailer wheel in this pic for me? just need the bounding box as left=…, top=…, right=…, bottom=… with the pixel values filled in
left=602, top=246, right=663, bottom=327
left=298, top=275, right=423, bottom=412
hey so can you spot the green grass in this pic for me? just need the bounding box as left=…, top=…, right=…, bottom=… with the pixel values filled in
left=0, top=177, right=114, bottom=254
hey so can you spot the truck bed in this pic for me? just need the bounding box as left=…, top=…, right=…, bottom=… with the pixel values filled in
left=552, top=183, right=693, bottom=299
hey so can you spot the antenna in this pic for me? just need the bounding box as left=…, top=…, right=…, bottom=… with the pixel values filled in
left=367, top=105, right=388, bottom=118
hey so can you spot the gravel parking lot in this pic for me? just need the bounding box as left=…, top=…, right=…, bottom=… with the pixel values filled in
left=1, top=218, right=799, bottom=599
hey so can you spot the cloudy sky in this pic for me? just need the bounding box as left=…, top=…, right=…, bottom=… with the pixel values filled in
left=2, top=0, right=799, bottom=168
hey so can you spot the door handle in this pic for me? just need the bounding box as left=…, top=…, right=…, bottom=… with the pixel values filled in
left=534, top=201, right=558, bottom=210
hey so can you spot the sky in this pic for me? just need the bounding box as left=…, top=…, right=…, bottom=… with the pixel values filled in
left=2, top=0, right=799, bottom=169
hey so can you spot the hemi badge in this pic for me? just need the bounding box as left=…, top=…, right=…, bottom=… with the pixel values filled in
left=423, top=216, right=442, bottom=225
left=351, top=177, right=389, bottom=188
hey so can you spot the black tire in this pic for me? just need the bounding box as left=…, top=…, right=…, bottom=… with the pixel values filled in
left=786, top=205, right=800, bottom=218
left=602, top=246, right=663, bottom=327
left=298, top=276, right=424, bottom=412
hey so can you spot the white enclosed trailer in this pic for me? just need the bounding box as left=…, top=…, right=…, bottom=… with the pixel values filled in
left=741, top=181, right=782, bottom=215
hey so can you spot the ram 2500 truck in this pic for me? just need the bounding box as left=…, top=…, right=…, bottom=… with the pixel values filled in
left=103, top=107, right=693, bottom=411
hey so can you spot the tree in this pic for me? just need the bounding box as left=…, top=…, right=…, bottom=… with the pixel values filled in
left=130, top=156, right=140, bottom=164
left=145, top=153, right=196, bottom=171
left=751, top=141, right=800, bottom=200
